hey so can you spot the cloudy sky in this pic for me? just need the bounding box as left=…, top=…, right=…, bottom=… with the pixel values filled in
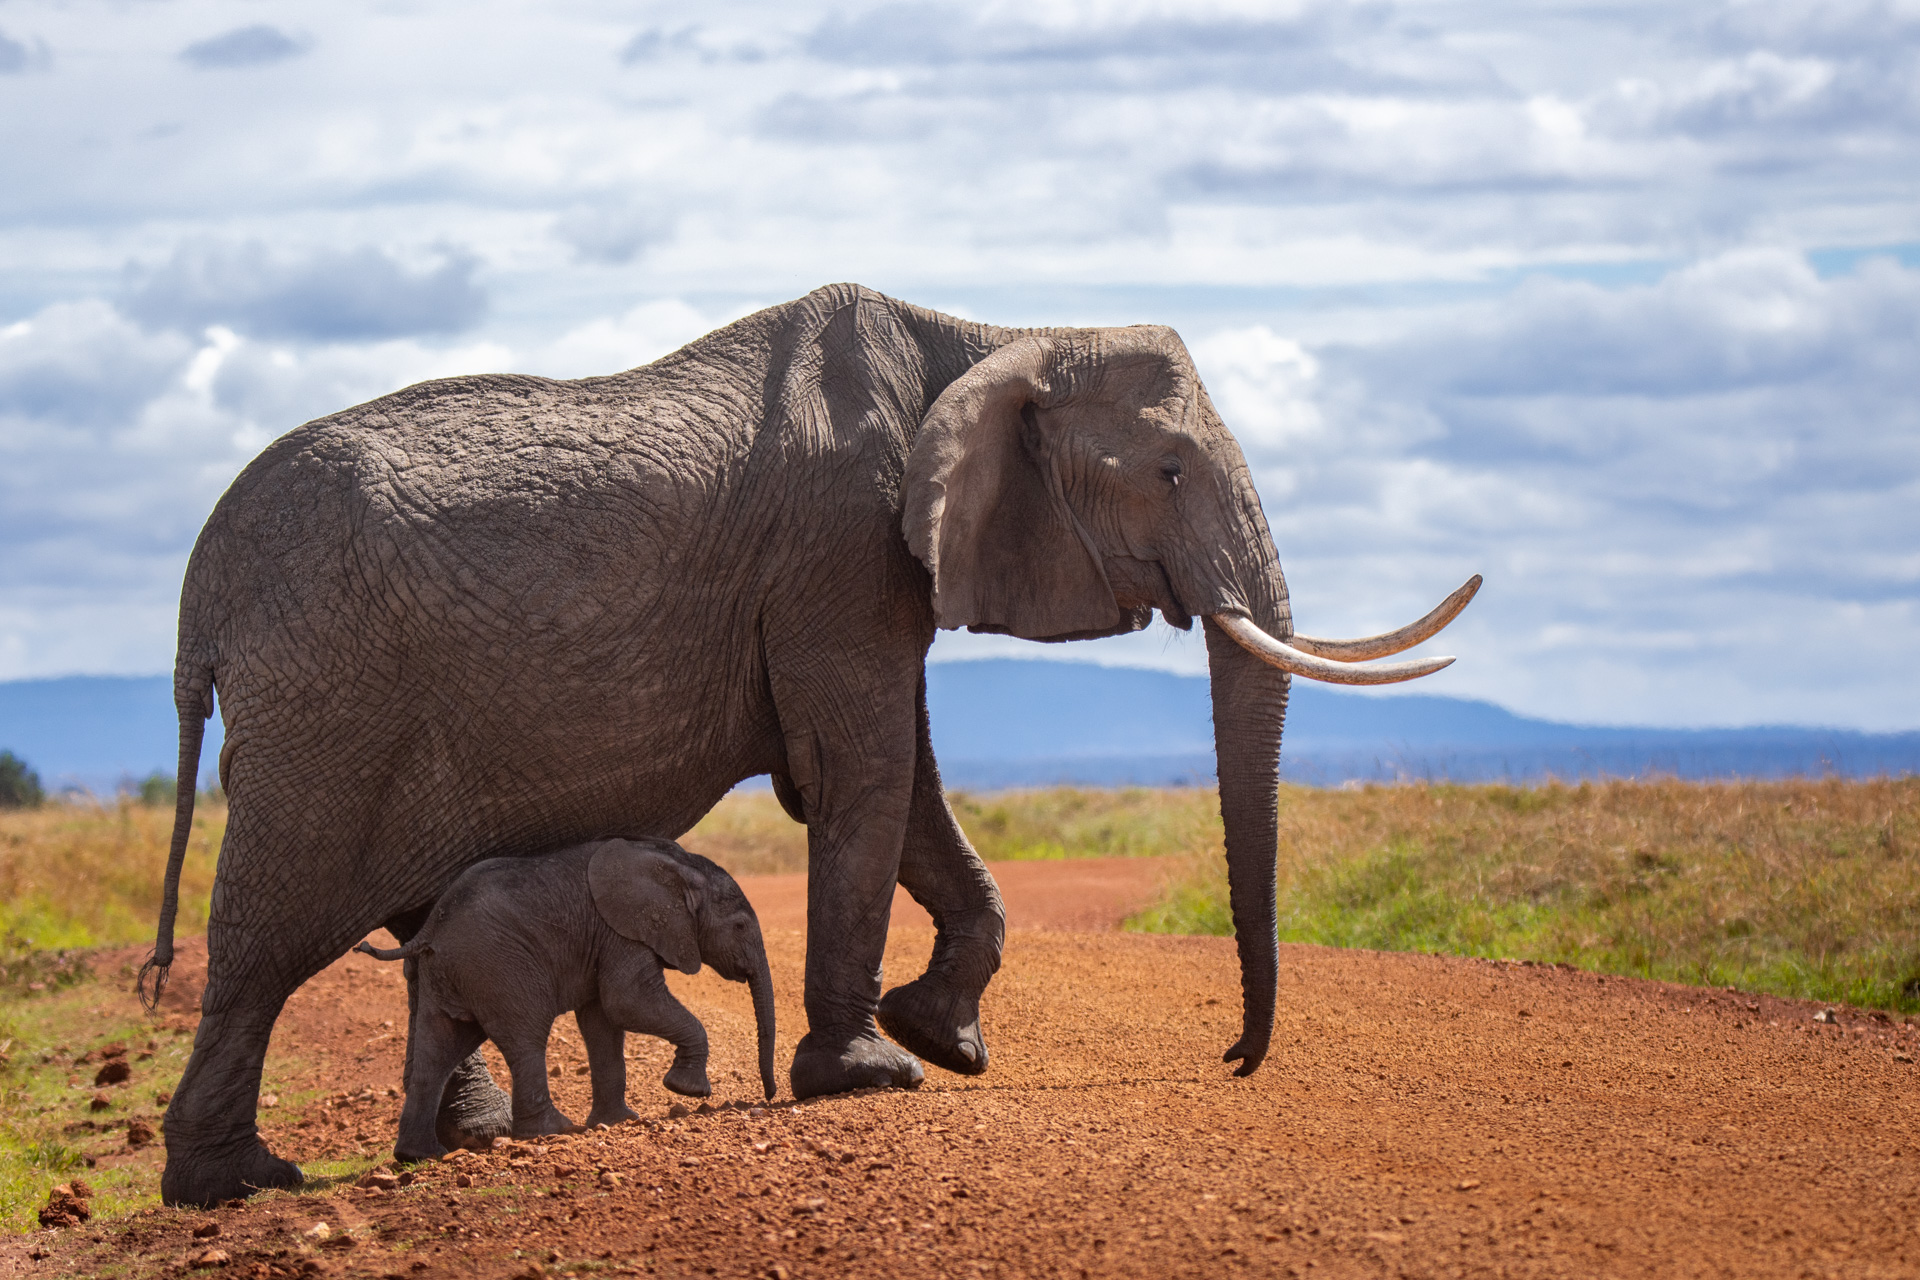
left=1, top=0, right=1915, bottom=729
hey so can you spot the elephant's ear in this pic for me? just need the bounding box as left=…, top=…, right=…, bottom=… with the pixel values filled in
left=902, top=334, right=1122, bottom=640
left=588, top=839, right=702, bottom=975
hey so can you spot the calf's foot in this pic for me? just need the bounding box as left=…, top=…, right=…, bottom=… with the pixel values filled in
left=790, top=1027, right=924, bottom=1100
left=584, top=1102, right=641, bottom=1128
left=663, top=1063, right=712, bottom=1098
left=877, top=977, right=989, bottom=1076
left=511, top=1105, right=580, bottom=1139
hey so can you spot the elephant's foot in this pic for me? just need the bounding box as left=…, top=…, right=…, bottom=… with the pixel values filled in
left=663, top=1063, right=712, bottom=1098
left=877, top=977, right=989, bottom=1077
left=584, top=1102, right=641, bottom=1128
left=434, top=1055, right=512, bottom=1152
left=511, top=1105, right=580, bottom=1139
left=393, top=1132, right=447, bottom=1165
left=789, top=1028, right=924, bottom=1100
left=161, top=1139, right=303, bottom=1208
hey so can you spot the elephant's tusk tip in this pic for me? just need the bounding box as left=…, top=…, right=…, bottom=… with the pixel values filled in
left=1285, top=574, right=1483, bottom=664
left=1212, top=613, right=1459, bottom=686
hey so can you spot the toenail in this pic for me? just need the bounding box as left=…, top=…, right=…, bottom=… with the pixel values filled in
left=957, top=1042, right=977, bottom=1062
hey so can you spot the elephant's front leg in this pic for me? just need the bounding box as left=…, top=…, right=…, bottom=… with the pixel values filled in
left=602, top=962, right=712, bottom=1099
left=878, top=675, right=1005, bottom=1076
left=776, top=686, right=926, bottom=1098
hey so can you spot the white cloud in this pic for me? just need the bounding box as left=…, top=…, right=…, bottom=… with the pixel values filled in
left=1165, top=250, right=1920, bottom=728
left=0, top=0, right=1914, bottom=731
left=123, top=240, right=488, bottom=341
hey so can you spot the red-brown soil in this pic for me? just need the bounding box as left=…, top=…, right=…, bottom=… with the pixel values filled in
left=743, top=855, right=1173, bottom=934
left=12, top=859, right=1920, bottom=1279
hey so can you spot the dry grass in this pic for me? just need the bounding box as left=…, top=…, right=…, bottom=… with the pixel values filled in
left=679, top=786, right=1221, bottom=875
left=681, top=791, right=810, bottom=876
left=5, top=777, right=1917, bottom=1011
left=0, top=802, right=224, bottom=988
left=1130, top=776, right=1920, bottom=1011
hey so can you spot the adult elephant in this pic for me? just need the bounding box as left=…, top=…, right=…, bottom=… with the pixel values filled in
left=145, top=283, right=1476, bottom=1207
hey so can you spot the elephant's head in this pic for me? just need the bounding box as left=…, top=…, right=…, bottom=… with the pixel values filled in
left=588, top=838, right=779, bottom=1099
left=903, top=327, right=1478, bottom=1076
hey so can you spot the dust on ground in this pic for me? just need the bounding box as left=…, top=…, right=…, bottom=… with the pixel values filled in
left=10, top=858, right=1920, bottom=1279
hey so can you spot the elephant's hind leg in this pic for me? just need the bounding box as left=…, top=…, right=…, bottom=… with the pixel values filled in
left=161, top=1002, right=304, bottom=1207
left=878, top=677, right=1004, bottom=1076
left=163, top=827, right=362, bottom=1207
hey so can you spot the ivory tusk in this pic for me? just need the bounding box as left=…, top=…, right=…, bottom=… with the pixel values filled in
left=1210, top=613, right=1456, bottom=686
left=1288, top=574, right=1483, bottom=663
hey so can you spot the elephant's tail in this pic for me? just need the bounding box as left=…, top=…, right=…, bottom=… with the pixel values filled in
left=353, top=938, right=426, bottom=963
left=138, top=654, right=215, bottom=1014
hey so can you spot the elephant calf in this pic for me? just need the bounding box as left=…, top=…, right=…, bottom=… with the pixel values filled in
left=355, top=837, right=777, bottom=1161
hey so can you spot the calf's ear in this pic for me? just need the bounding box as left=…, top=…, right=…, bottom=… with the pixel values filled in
left=588, top=839, right=702, bottom=974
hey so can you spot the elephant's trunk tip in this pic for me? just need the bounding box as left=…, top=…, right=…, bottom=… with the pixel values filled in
left=749, top=959, right=778, bottom=1101
left=1223, top=1035, right=1267, bottom=1078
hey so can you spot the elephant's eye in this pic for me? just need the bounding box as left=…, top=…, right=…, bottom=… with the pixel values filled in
left=1160, top=457, right=1184, bottom=487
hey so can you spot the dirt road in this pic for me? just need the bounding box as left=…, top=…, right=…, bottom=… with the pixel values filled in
left=16, top=859, right=1920, bottom=1279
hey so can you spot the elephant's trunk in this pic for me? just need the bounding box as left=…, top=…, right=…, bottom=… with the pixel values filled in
left=1203, top=603, right=1289, bottom=1077
left=748, top=952, right=778, bottom=1100
left=1198, top=550, right=1475, bottom=1073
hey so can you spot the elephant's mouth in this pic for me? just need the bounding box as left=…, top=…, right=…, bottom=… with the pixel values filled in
left=1210, top=575, right=1481, bottom=687
left=1156, top=563, right=1192, bottom=631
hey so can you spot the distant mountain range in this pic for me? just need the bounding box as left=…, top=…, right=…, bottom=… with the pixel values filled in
left=924, top=661, right=1920, bottom=788
left=3, top=663, right=1917, bottom=795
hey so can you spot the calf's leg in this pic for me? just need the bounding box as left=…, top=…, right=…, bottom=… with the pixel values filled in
left=489, top=1019, right=578, bottom=1138
left=395, top=1010, right=486, bottom=1162
left=574, top=1001, right=639, bottom=1127
left=384, top=905, right=513, bottom=1151
left=603, top=962, right=712, bottom=1098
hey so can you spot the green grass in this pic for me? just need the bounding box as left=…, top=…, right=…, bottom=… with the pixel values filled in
left=0, top=798, right=227, bottom=1233
left=1126, top=777, right=1920, bottom=1013
left=946, top=787, right=1218, bottom=862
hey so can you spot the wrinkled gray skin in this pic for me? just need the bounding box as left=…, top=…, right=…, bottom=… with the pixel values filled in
left=148, top=284, right=1297, bottom=1207
left=353, top=837, right=778, bottom=1162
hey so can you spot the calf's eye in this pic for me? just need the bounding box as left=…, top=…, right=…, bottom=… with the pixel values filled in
left=1160, top=458, right=1183, bottom=487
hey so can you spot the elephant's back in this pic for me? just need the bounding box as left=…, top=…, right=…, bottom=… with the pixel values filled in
left=185, top=367, right=751, bottom=659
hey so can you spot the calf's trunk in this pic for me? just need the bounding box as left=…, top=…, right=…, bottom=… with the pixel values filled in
left=749, top=956, right=778, bottom=1100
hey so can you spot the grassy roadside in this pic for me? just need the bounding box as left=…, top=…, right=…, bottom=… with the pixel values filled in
left=682, top=786, right=1219, bottom=873
left=5, top=778, right=1919, bottom=1233
left=0, top=968, right=185, bottom=1234
left=0, top=962, right=385, bottom=1235
left=1126, top=776, right=1920, bottom=1013
left=1, top=801, right=225, bottom=974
